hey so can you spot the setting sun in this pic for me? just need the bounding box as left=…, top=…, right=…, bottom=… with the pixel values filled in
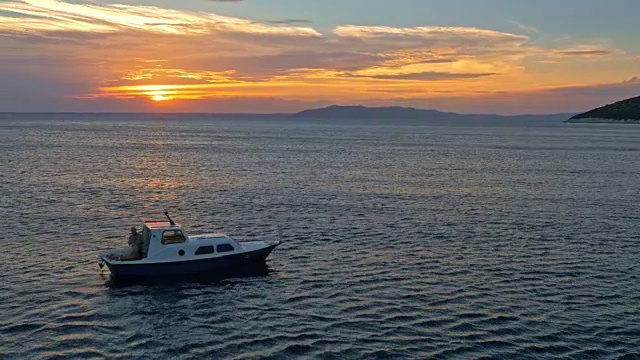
left=146, top=90, right=173, bottom=102
left=151, top=94, right=170, bottom=102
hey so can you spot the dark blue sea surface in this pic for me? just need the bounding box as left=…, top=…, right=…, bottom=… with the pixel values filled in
left=1, top=113, right=639, bottom=359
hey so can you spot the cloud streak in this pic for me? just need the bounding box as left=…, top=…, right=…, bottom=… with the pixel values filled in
left=333, top=25, right=529, bottom=48
left=352, top=71, right=498, bottom=81
left=1, top=0, right=320, bottom=37
left=553, top=49, right=616, bottom=57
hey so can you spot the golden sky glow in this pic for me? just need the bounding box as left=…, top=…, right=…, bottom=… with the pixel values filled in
left=1, top=0, right=639, bottom=114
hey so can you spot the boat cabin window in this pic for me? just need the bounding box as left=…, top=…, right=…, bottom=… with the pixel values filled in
left=217, top=244, right=235, bottom=253
left=162, top=230, right=186, bottom=245
left=195, top=246, right=215, bottom=255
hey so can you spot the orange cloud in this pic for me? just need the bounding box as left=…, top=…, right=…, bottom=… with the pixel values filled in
left=333, top=25, right=529, bottom=46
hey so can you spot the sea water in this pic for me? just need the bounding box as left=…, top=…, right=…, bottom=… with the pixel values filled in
left=1, top=113, right=639, bottom=359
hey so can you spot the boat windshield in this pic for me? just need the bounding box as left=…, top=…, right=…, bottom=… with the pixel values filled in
left=162, top=230, right=187, bottom=244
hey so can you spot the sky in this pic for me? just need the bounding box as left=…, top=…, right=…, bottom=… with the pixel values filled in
left=1, top=0, right=639, bottom=114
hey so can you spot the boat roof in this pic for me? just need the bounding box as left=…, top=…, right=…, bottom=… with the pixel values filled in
left=191, top=233, right=229, bottom=238
left=143, top=221, right=181, bottom=229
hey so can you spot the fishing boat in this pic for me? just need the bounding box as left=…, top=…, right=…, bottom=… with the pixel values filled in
left=99, top=213, right=281, bottom=278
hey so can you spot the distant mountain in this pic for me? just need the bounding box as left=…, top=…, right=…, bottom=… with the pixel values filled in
left=295, top=105, right=455, bottom=119
left=293, top=105, right=572, bottom=121
left=567, top=96, right=640, bottom=123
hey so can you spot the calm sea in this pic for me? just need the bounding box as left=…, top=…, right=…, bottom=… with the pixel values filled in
left=1, top=113, right=639, bottom=359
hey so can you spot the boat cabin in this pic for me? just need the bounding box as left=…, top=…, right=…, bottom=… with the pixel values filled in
left=139, top=221, right=242, bottom=262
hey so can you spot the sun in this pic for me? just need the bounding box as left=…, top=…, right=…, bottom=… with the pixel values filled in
left=151, top=94, right=169, bottom=102
left=146, top=90, right=173, bottom=102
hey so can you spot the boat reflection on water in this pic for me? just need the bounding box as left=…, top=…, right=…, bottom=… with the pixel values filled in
left=103, top=263, right=275, bottom=288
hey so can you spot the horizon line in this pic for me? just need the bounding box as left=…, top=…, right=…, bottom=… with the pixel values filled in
left=0, top=105, right=578, bottom=117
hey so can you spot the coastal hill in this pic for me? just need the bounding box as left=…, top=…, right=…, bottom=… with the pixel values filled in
left=294, top=105, right=446, bottom=119
left=295, top=105, right=457, bottom=119
left=293, top=105, right=572, bottom=121
left=567, top=95, right=640, bottom=123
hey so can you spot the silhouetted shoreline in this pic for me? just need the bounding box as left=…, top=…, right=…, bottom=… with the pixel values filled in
left=568, top=95, right=640, bottom=123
